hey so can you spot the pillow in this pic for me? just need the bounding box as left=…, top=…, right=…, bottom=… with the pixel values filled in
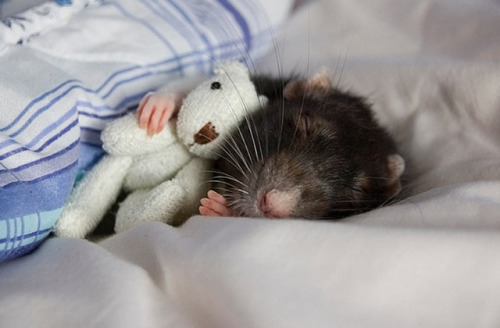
left=0, top=0, right=293, bottom=261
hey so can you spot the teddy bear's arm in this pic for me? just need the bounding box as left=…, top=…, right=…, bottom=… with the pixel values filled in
left=199, top=190, right=233, bottom=217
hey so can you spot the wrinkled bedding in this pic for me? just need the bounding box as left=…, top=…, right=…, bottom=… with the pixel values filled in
left=2, top=0, right=500, bottom=327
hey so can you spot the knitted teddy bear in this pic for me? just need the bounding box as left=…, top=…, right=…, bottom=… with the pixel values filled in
left=54, top=62, right=267, bottom=238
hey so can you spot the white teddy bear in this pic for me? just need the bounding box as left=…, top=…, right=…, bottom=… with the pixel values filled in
left=54, top=62, right=267, bottom=238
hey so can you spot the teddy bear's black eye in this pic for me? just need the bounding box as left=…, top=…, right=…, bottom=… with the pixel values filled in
left=211, top=81, right=221, bottom=90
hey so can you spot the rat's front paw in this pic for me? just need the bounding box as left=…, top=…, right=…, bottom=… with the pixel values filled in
left=137, top=92, right=181, bottom=135
left=199, top=190, right=233, bottom=217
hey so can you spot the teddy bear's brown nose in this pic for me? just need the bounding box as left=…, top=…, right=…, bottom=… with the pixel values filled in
left=194, top=122, right=219, bottom=145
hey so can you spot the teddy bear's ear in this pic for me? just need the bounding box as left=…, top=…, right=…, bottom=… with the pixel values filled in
left=214, top=61, right=249, bottom=78
left=258, top=95, right=269, bottom=108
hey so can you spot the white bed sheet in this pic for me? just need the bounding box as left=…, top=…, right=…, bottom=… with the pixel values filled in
left=2, top=0, right=500, bottom=327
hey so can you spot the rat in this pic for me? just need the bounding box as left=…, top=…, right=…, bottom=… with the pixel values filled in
left=137, top=70, right=405, bottom=220
left=199, top=71, right=405, bottom=219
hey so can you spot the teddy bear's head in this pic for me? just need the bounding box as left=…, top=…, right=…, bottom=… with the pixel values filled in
left=176, top=62, right=268, bottom=159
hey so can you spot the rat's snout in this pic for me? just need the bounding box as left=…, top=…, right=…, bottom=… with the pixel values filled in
left=258, top=188, right=300, bottom=218
left=194, top=122, right=219, bottom=145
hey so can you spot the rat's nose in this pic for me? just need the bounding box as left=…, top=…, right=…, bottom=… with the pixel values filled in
left=194, top=122, right=219, bottom=145
left=259, top=189, right=299, bottom=218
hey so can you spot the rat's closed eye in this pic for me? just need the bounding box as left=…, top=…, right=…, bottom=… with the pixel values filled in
left=296, top=115, right=311, bottom=136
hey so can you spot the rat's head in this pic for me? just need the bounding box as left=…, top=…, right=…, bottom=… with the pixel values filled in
left=176, top=62, right=267, bottom=159
left=213, top=73, right=405, bottom=219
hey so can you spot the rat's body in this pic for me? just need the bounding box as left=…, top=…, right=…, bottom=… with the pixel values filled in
left=137, top=68, right=404, bottom=220
left=209, top=72, right=404, bottom=219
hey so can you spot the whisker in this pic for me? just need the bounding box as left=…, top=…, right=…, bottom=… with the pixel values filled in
left=213, top=70, right=260, bottom=168
left=222, top=104, right=255, bottom=167
left=335, top=45, right=350, bottom=90
left=191, top=128, right=251, bottom=180
left=217, top=142, right=251, bottom=180
left=221, top=133, right=254, bottom=173
left=208, top=178, right=246, bottom=191
left=209, top=179, right=249, bottom=195
left=201, top=7, right=275, bottom=168
left=207, top=4, right=285, bottom=166
left=331, top=199, right=381, bottom=204
left=210, top=172, right=249, bottom=189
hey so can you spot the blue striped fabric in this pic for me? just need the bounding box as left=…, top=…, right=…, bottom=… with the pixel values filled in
left=0, top=0, right=292, bottom=261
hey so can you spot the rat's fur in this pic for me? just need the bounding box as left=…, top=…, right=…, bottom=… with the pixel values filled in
left=212, top=73, right=405, bottom=219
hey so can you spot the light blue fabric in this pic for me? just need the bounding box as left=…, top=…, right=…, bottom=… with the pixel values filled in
left=0, top=0, right=292, bottom=261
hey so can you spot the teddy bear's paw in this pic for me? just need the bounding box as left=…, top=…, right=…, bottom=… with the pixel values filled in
left=53, top=206, right=98, bottom=238
left=114, top=181, right=187, bottom=233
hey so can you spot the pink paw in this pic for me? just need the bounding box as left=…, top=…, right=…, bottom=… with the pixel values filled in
left=137, top=92, right=182, bottom=135
left=199, top=190, right=232, bottom=217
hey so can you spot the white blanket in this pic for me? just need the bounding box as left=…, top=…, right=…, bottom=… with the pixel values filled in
left=2, top=0, right=500, bottom=327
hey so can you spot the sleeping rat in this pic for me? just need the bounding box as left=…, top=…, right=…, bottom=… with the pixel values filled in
left=199, top=71, right=405, bottom=219
left=137, top=70, right=404, bottom=220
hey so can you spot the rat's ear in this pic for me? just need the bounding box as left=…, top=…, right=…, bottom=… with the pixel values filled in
left=306, top=70, right=332, bottom=93
left=387, top=154, right=405, bottom=180
left=283, top=80, right=306, bottom=100
left=354, top=153, right=405, bottom=199
left=384, top=154, right=405, bottom=198
left=283, top=70, right=333, bottom=100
